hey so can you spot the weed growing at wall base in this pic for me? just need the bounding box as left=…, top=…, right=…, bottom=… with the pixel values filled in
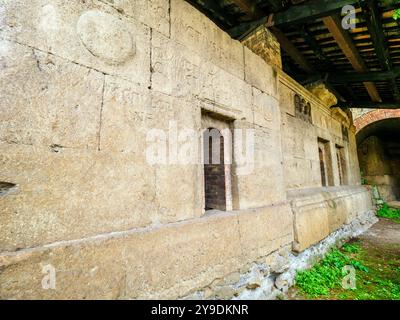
left=377, top=203, right=400, bottom=224
left=392, top=0, right=400, bottom=19
left=294, top=242, right=400, bottom=300
left=295, top=246, right=369, bottom=297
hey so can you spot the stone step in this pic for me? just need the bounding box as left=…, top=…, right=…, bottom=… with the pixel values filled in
left=388, top=201, right=400, bottom=210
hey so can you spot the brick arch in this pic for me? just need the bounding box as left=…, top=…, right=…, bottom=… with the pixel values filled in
left=354, top=109, right=400, bottom=133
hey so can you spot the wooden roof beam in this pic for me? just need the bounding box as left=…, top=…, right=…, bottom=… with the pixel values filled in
left=299, top=26, right=329, bottom=63
left=270, top=26, right=315, bottom=73
left=362, top=0, right=400, bottom=101
left=322, top=15, right=382, bottom=102
left=229, top=0, right=358, bottom=39
left=229, top=0, right=262, bottom=20
left=303, top=68, right=400, bottom=83
left=363, top=82, right=382, bottom=102
left=363, top=0, right=391, bottom=70
left=336, top=101, right=400, bottom=109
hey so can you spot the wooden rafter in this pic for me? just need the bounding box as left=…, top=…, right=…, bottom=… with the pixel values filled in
left=229, top=0, right=358, bottom=39
left=230, top=0, right=260, bottom=19
left=270, top=26, right=315, bottom=73
left=186, top=0, right=400, bottom=109
left=322, top=15, right=382, bottom=102
left=299, top=26, right=329, bottom=63
left=302, top=68, right=400, bottom=84
left=362, top=0, right=400, bottom=101
left=337, top=101, right=400, bottom=109
left=363, top=0, right=391, bottom=70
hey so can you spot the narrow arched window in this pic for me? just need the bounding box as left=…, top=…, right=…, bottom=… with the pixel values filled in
left=203, top=128, right=226, bottom=211
left=336, top=145, right=348, bottom=185
left=319, top=147, right=327, bottom=187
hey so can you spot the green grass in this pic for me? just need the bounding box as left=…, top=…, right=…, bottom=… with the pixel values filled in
left=390, top=0, right=400, bottom=19
left=377, top=203, right=400, bottom=224
left=294, top=242, right=400, bottom=300
left=394, top=8, right=400, bottom=20
left=295, top=245, right=369, bottom=298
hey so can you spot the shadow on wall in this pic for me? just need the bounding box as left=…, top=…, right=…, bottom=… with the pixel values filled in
left=357, top=118, right=400, bottom=202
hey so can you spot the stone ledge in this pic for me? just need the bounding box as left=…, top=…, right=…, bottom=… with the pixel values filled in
left=289, top=186, right=373, bottom=252
left=183, top=210, right=377, bottom=300
left=388, top=201, right=400, bottom=209
left=0, top=203, right=293, bottom=299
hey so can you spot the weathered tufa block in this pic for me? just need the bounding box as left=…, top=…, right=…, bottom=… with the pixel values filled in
left=244, top=47, right=278, bottom=97
left=238, top=204, right=294, bottom=262
left=99, top=77, right=200, bottom=156
left=252, top=87, right=280, bottom=129
left=76, top=10, right=136, bottom=65
left=292, top=202, right=330, bottom=253
left=233, top=121, right=287, bottom=209
left=170, top=0, right=244, bottom=79
left=0, top=0, right=151, bottom=86
left=289, top=187, right=373, bottom=252
left=151, top=31, right=203, bottom=98
left=0, top=205, right=294, bottom=299
left=0, top=40, right=104, bottom=149
left=151, top=31, right=253, bottom=121
left=100, top=0, right=170, bottom=36
left=0, top=143, right=158, bottom=252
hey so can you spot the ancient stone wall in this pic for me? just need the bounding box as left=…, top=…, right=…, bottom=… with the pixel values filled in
left=279, top=75, right=361, bottom=190
left=278, top=74, right=371, bottom=253
left=0, top=0, right=291, bottom=299
left=0, top=0, right=374, bottom=299
left=242, top=26, right=282, bottom=69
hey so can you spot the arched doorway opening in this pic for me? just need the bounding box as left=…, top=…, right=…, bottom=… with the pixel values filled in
left=357, top=118, right=400, bottom=202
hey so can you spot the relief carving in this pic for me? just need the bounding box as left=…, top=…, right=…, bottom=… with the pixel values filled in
left=294, top=94, right=313, bottom=124
left=77, top=10, right=135, bottom=65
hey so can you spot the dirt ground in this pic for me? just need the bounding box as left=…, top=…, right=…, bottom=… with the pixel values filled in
left=361, top=218, right=400, bottom=246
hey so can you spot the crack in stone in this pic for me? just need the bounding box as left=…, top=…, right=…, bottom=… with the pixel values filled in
left=149, top=28, right=153, bottom=90
left=97, top=74, right=106, bottom=151
left=0, top=37, right=146, bottom=87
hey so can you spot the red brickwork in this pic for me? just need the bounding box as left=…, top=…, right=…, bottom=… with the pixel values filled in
left=354, top=109, right=400, bottom=132
left=242, top=26, right=282, bottom=69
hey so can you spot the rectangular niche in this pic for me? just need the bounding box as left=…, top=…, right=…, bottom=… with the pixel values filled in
left=318, top=138, right=334, bottom=187
left=294, top=94, right=313, bottom=124
left=336, top=145, right=348, bottom=185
